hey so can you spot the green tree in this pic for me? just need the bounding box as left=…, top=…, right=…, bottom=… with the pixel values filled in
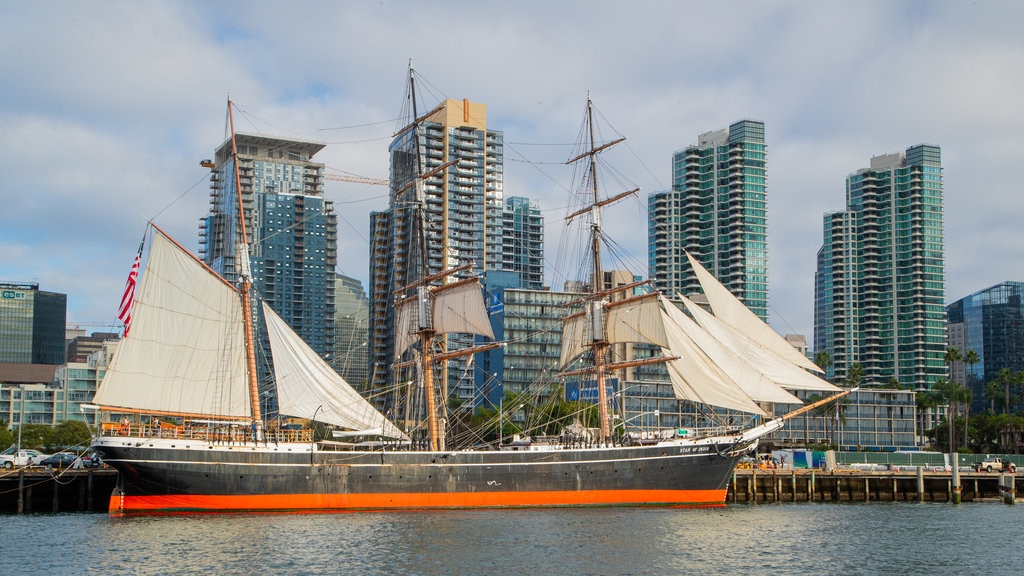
left=993, top=368, right=1015, bottom=415
left=15, top=423, right=55, bottom=451
left=964, top=349, right=979, bottom=389
left=813, top=350, right=833, bottom=381
left=844, top=362, right=864, bottom=388
left=0, top=424, right=12, bottom=450
left=50, top=420, right=92, bottom=452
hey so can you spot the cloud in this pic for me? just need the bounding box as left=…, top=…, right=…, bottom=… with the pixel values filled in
left=0, top=0, right=1022, bottom=343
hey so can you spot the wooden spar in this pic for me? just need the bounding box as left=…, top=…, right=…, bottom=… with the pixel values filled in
left=564, top=187, right=639, bottom=221
left=779, top=387, right=858, bottom=422
left=393, top=160, right=457, bottom=198
left=558, top=355, right=680, bottom=378
left=394, top=263, right=473, bottom=297
left=562, top=279, right=654, bottom=310
left=434, top=341, right=501, bottom=362
left=228, top=100, right=262, bottom=425
left=564, top=136, right=626, bottom=165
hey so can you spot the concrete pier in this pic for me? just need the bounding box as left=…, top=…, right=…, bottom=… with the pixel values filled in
left=730, top=468, right=1018, bottom=503
left=0, top=469, right=117, bottom=513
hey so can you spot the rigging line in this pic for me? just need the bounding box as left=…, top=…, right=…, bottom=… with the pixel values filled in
left=230, top=101, right=325, bottom=142
left=148, top=173, right=210, bottom=222
left=319, top=117, right=405, bottom=131
left=319, top=135, right=396, bottom=145
left=330, top=192, right=389, bottom=205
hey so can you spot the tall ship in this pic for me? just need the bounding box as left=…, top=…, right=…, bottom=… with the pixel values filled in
left=89, top=75, right=846, bottom=514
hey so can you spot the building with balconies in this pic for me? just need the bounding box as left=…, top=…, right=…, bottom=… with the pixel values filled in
left=649, top=120, right=768, bottom=320
left=814, top=145, right=946, bottom=390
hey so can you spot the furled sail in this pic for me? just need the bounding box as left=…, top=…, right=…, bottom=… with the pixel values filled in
left=93, top=231, right=252, bottom=418
left=606, top=294, right=670, bottom=349
left=661, top=295, right=801, bottom=404
left=393, top=278, right=495, bottom=360
left=681, top=296, right=839, bottom=393
left=685, top=251, right=824, bottom=374
left=559, top=307, right=592, bottom=368
left=263, top=303, right=408, bottom=440
left=432, top=279, right=495, bottom=339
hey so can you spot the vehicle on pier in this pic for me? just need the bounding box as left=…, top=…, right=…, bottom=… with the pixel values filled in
left=973, top=457, right=1017, bottom=473
left=0, top=448, right=49, bottom=469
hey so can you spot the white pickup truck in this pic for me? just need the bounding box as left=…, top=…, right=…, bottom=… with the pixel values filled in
left=0, top=448, right=49, bottom=469
left=973, top=457, right=1017, bottom=473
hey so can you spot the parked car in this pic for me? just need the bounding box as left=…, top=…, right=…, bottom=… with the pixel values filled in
left=81, top=451, right=103, bottom=468
left=40, top=452, right=79, bottom=469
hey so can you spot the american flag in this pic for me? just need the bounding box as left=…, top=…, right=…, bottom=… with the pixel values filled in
left=117, top=241, right=144, bottom=336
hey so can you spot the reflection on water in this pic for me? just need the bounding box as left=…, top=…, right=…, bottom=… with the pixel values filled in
left=5, top=504, right=1024, bottom=575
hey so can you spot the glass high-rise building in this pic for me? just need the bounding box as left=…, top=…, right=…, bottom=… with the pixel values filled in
left=333, top=274, right=369, bottom=390
left=814, top=145, right=945, bottom=389
left=501, top=196, right=544, bottom=290
left=649, top=120, right=768, bottom=320
left=0, top=281, right=66, bottom=367
left=370, top=98, right=505, bottom=405
left=199, top=133, right=338, bottom=404
left=947, top=281, right=1024, bottom=413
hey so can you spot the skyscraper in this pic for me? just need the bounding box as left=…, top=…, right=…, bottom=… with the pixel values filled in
left=200, top=133, right=338, bottom=392
left=370, top=98, right=504, bottom=404
left=649, top=120, right=768, bottom=320
left=333, top=273, right=369, bottom=390
left=814, top=145, right=945, bottom=389
left=501, top=196, right=544, bottom=290
left=0, top=281, right=66, bottom=379
left=947, top=281, right=1024, bottom=413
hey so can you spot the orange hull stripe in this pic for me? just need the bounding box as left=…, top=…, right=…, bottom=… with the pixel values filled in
left=113, top=489, right=728, bottom=512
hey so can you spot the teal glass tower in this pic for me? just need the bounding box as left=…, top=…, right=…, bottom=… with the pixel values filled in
left=814, top=145, right=945, bottom=389
left=649, top=119, right=768, bottom=320
left=501, top=196, right=544, bottom=290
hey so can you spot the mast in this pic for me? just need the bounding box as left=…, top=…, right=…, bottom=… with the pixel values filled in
left=228, top=99, right=262, bottom=425
left=399, top=65, right=443, bottom=451
left=585, top=96, right=612, bottom=442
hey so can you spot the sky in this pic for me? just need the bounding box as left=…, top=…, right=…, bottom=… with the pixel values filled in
left=2, top=0, right=1022, bottom=343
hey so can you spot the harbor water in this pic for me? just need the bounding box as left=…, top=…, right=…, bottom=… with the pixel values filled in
left=4, top=504, right=1023, bottom=575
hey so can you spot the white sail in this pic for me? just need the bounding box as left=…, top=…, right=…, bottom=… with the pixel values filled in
left=661, top=295, right=801, bottom=405
left=93, top=231, right=251, bottom=418
left=433, top=279, right=495, bottom=339
left=685, top=251, right=824, bottom=374
left=263, top=303, right=408, bottom=440
left=559, top=307, right=592, bottom=368
left=659, top=307, right=767, bottom=416
left=393, top=279, right=495, bottom=360
left=393, top=296, right=418, bottom=360
left=606, top=294, right=670, bottom=349
left=681, top=296, right=840, bottom=393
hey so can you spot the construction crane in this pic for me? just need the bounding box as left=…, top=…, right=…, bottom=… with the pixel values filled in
left=324, top=173, right=389, bottom=186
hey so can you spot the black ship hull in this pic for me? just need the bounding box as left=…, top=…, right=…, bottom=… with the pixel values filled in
left=93, top=435, right=753, bottom=513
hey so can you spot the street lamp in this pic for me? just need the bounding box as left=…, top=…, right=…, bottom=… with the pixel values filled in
left=16, top=385, right=25, bottom=452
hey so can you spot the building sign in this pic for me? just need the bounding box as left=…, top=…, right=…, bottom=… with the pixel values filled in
left=565, top=377, right=619, bottom=409
left=1, top=290, right=26, bottom=300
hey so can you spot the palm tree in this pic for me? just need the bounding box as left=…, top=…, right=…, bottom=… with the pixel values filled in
left=932, top=377, right=958, bottom=452
left=814, top=350, right=833, bottom=382
left=845, top=362, right=864, bottom=388
left=985, top=379, right=1002, bottom=413
left=996, top=368, right=1015, bottom=415
left=944, top=347, right=962, bottom=383
left=964, top=349, right=979, bottom=388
